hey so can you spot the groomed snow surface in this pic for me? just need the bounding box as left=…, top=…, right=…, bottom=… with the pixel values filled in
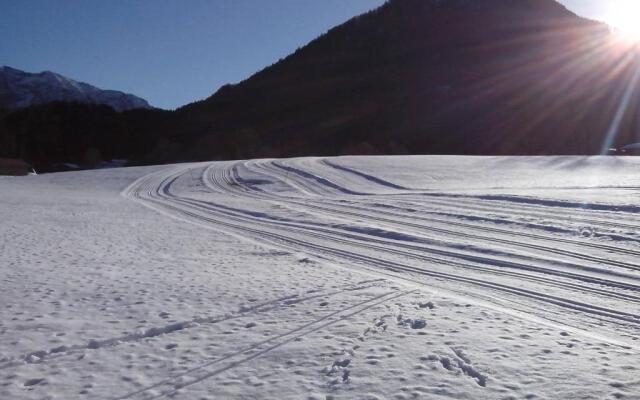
left=1, top=156, right=639, bottom=400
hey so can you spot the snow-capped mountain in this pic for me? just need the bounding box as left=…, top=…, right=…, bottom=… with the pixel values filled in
left=0, top=66, right=152, bottom=112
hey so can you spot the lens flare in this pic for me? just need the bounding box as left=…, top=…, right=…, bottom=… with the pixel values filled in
left=604, top=0, right=640, bottom=41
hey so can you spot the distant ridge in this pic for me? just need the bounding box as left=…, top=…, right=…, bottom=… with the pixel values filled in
left=0, top=66, right=152, bottom=112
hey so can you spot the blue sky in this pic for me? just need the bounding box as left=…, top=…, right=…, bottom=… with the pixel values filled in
left=0, top=0, right=609, bottom=109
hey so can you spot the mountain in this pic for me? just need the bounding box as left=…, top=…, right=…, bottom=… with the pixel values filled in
left=2, top=0, right=640, bottom=172
left=0, top=66, right=152, bottom=112
left=172, top=0, right=639, bottom=157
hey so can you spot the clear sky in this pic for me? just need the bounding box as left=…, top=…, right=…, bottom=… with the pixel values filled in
left=0, top=0, right=613, bottom=110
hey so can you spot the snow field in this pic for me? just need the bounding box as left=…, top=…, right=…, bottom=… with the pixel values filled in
left=1, top=156, right=639, bottom=399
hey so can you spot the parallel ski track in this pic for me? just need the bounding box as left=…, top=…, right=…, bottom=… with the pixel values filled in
left=113, top=289, right=415, bottom=400
left=124, top=164, right=640, bottom=328
left=282, top=159, right=640, bottom=234
left=242, top=160, right=640, bottom=271
left=209, top=162, right=640, bottom=299
left=318, top=159, right=640, bottom=230
left=368, top=195, right=640, bottom=241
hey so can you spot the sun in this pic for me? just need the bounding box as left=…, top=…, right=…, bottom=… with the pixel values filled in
left=604, top=0, right=640, bottom=41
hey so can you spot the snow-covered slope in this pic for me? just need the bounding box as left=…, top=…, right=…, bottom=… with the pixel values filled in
left=0, top=66, right=151, bottom=111
left=1, top=156, right=639, bottom=399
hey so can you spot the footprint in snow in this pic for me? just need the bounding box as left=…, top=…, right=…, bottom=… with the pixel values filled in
left=418, top=301, right=435, bottom=309
left=323, top=358, right=352, bottom=384
left=397, top=314, right=426, bottom=329
left=24, top=378, right=45, bottom=387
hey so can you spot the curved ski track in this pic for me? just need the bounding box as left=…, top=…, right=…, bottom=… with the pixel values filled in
left=123, top=159, right=640, bottom=353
